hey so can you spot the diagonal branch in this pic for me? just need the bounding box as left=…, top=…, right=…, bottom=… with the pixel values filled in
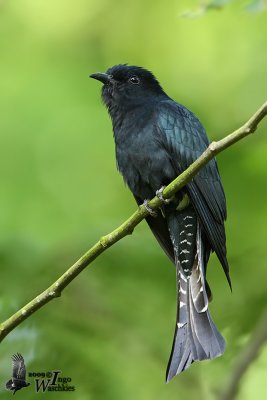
left=0, top=101, right=266, bottom=343
left=218, top=309, right=267, bottom=400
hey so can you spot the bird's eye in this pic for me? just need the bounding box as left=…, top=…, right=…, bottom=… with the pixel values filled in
left=129, top=76, right=140, bottom=84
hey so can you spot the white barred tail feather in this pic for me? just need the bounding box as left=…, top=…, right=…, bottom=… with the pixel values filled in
left=166, top=218, right=225, bottom=382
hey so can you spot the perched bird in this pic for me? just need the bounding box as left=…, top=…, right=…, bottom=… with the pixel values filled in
left=6, top=353, right=30, bottom=394
left=90, top=64, right=231, bottom=381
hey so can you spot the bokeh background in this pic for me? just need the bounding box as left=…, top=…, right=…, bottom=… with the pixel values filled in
left=0, top=0, right=266, bottom=399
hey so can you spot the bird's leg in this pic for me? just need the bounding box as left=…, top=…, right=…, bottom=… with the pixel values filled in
left=156, top=186, right=172, bottom=204
left=143, top=200, right=158, bottom=217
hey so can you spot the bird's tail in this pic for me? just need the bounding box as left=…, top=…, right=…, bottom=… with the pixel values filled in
left=166, top=212, right=225, bottom=382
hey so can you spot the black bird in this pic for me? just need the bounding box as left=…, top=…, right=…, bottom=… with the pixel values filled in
left=90, top=64, right=231, bottom=381
left=6, top=353, right=30, bottom=394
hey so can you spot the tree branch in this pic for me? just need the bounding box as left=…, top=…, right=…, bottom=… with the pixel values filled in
left=218, top=309, right=267, bottom=400
left=0, top=101, right=266, bottom=343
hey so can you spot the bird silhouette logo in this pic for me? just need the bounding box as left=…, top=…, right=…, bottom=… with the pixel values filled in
left=6, top=353, right=30, bottom=395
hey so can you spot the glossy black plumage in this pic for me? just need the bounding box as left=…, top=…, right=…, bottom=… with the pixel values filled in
left=91, top=64, right=230, bottom=381
left=6, top=353, right=30, bottom=395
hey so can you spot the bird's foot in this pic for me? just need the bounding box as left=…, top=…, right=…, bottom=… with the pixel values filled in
left=156, top=186, right=172, bottom=204
left=143, top=200, right=158, bottom=217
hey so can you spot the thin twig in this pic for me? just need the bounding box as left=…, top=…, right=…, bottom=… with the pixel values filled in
left=0, top=101, right=266, bottom=343
left=218, top=310, right=267, bottom=400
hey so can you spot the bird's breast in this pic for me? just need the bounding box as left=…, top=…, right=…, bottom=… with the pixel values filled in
left=114, top=123, right=176, bottom=199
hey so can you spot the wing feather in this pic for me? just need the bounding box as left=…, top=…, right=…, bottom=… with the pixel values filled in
left=156, top=100, right=231, bottom=287
left=12, top=353, right=26, bottom=381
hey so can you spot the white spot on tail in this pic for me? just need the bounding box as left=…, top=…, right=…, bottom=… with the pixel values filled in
left=180, top=249, right=190, bottom=254
left=180, top=239, right=192, bottom=245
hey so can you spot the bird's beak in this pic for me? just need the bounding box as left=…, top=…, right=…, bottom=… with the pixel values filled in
left=90, top=72, right=111, bottom=84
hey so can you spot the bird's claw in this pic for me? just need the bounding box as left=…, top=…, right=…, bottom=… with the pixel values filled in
left=156, top=186, right=171, bottom=204
left=143, top=200, right=158, bottom=217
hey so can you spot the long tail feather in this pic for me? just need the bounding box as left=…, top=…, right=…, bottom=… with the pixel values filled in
left=166, top=215, right=225, bottom=382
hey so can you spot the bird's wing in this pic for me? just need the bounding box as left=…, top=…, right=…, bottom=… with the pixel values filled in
left=156, top=100, right=231, bottom=287
left=11, top=353, right=27, bottom=381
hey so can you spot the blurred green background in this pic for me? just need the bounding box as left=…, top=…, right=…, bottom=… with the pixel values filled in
left=0, top=0, right=266, bottom=399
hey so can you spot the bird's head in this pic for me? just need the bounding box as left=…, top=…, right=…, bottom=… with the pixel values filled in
left=90, top=64, right=166, bottom=112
